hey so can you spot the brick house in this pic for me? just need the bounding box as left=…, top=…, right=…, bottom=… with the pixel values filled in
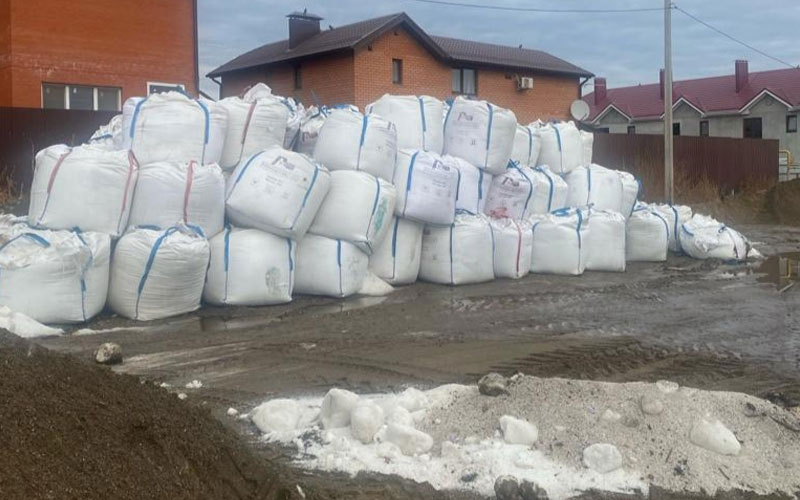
left=0, top=0, right=198, bottom=110
left=208, top=11, right=592, bottom=123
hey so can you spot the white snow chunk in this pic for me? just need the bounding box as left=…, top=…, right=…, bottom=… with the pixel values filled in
left=320, top=388, right=360, bottom=429
left=378, top=423, right=434, bottom=456
left=640, top=394, right=665, bottom=415
left=583, top=443, right=623, bottom=473
left=499, top=415, right=539, bottom=446
left=386, top=406, right=415, bottom=427
left=689, top=417, right=741, bottom=456
left=601, top=409, right=622, bottom=422
left=177, top=393, right=187, bottom=400
left=0, top=306, right=63, bottom=338
left=185, top=379, right=203, bottom=389
left=227, top=408, right=239, bottom=417
left=252, top=399, right=301, bottom=434
left=656, top=380, right=680, bottom=393
left=350, top=401, right=385, bottom=444
left=396, top=387, right=430, bottom=412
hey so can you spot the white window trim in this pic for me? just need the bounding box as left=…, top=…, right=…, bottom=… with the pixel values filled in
left=147, top=81, right=186, bottom=95
left=41, top=83, right=121, bottom=111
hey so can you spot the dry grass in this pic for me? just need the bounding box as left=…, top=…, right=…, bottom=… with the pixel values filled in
left=0, top=172, right=20, bottom=207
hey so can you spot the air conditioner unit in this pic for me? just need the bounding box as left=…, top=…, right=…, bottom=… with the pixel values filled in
left=517, top=77, right=534, bottom=90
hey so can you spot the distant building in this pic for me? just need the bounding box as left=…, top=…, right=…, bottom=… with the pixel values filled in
left=584, top=61, right=800, bottom=166
left=0, top=0, right=199, bottom=110
left=208, top=11, right=593, bottom=123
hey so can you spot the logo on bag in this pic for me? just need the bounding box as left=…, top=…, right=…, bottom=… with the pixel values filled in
left=301, top=131, right=318, bottom=142
left=457, top=112, right=474, bottom=122
left=272, top=155, right=295, bottom=170
left=501, top=177, right=520, bottom=187
left=431, top=159, right=449, bottom=171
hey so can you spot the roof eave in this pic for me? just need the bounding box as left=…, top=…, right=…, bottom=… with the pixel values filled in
left=208, top=47, right=354, bottom=77
left=447, top=57, right=592, bottom=78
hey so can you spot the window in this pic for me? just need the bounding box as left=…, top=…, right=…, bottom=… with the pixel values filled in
left=700, top=120, right=709, bottom=137
left=42, top=83, right=121, bottom=111
left=597, top=127, right=610, bottom=134
left=147, top=82, right=186, bottom=95
left=627, top=125, right=636, bottom=134
left=293, top=65, right=302, bottom=90
left=452, top=68, right=477, bottom=95
left=743, top=117, right=762, bottom=138
left=787, top=115, right=797, bottom=133
left=392, top=58, right=403, bottom=85
left=672, top=122, right=681, bottom=136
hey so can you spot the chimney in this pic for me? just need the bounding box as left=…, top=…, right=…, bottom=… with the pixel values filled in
left=659, top=68, right=665, bottom=100
left=594, top=77, right=607, bottom=105
left=287, top=9, right=322, bottom=49
left=735, top=59, right=749, bottom=92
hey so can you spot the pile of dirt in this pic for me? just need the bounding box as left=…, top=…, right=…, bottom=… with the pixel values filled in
left=0, top=332, right=476, bottom=500
left=767, top=178, right=800, bottom=226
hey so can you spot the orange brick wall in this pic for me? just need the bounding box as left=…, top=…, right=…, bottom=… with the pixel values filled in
left=219, top=26, right=580, bottom=123
left=221, top=51, right=355, bottom=106
left=0, top=0, right=10, bottom=106
left=3, top=0, right=197, bottom=108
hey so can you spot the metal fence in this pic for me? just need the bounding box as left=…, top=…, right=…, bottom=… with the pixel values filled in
left=592, top=133, right=779, bottom=201
left=0, top=107, right=117, bottom=193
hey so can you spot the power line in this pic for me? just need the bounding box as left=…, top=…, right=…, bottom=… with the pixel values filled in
left=674, top=5, right=796, bottom=68
left=408, top=0, right=666, bottom=13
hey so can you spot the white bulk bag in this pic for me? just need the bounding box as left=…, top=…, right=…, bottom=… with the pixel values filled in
left=309, top=171, right=396, bottom=254
left=564, top=164, right=624, bottom=213
left=653, top=204, right=692, bottom=252
left=122, top=91, right=228, bottom=165
left=580, top=130, right=594, bottom=166
left=294, top=234, right=368, bottom=297
left=226, top=146, right=330, bottom=240
left=419, top=213, right=495, bottom=285
left=367, top=95, right=444, bottom=153
left=204, top=226, right=294, bottom=306
left=128, top=161, right=225, bottom=238
left=217, top=91, right=289, bottom=170
left=528, top=166, right=568, bottom=214
left=490, top=218, right=532, bottom=279
left=530, top=208, right=588, bottom=276
left=536, top=121, right=583, bottom=175
left=679, top=215, right=750, bottom=261
left=618, top=171, right=640, bottom=218
left=88, top=114, right=123, bottom=150
left=369, top=217, right=424, bottom=285
left=444, top=155, right=492, bottom=215
left=584, top=209, right=626, bottom=272
left=509, top=124, right=540, bottom=167
left=393, top=150, right=458, bottom=225
left=313, top=108, right=397, bottom=182
left=108, top=225, right=209, bottom=321
left=28, top=144, right=137, bottom=236
left=442, top=96, right=517, bottom=175
left=0, top=229, right=110, bottom=323
left=296, top=107, right=328, bottom=155
left=483, top=163, right=534, bottom=221
left=626, top=207, right=669, bottom=262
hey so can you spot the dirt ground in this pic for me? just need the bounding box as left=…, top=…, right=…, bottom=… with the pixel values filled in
left=10, top=223, right=800, bottom=499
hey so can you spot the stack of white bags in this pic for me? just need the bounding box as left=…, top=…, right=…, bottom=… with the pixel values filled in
left=0, top=85, right=755, bottom=327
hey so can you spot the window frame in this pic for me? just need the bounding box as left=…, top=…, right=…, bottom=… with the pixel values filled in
left=672, top=122, right=681, bottom=136
left=293, top=65, right=302, bottom=90
left=146, top=82, right=186, bottom=96
left=787, top=114, right=798, bottom=133
left=627, top=125, right=636, bottom=135
left=699, top=120, right=709, bottom=137
left=392, top=58, right=403, bottom=85
left=743, top=117, right=763, bottom=139
left=452, top=67, right=478, bottom=95
left=41, top=83, right=121, bottom=111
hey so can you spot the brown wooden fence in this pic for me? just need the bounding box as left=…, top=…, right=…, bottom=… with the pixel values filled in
left=1, top=107, right=117, bottom=194
left=592, top=133, right=778, bottom=202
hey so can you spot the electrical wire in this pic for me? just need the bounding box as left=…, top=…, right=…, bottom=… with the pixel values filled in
left=408, top=0, right=666, bottom=13
left=674, top=5, right=796, bottom=68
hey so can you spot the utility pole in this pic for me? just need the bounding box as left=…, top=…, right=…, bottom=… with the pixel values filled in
left=664, top=0, right=674, bottom=203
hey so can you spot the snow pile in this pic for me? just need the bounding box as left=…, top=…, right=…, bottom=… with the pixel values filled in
left=248, top=377, right=800, bottom=500
left=0, top=306, right=63, bottom=338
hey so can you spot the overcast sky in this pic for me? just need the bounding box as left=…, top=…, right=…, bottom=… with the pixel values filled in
left=198, top=0, right=800, bottom=98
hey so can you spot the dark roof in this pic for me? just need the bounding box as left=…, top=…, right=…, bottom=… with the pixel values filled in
left=208, top=12, right=592, bottom=78
left=584, top=66, right=800, bottom=121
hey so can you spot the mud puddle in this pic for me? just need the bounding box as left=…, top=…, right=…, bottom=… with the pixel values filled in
left=756, top=251, right=800, bottom=291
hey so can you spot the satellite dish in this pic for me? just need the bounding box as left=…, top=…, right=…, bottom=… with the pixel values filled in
left=570, top=99, right=591, bottom=121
